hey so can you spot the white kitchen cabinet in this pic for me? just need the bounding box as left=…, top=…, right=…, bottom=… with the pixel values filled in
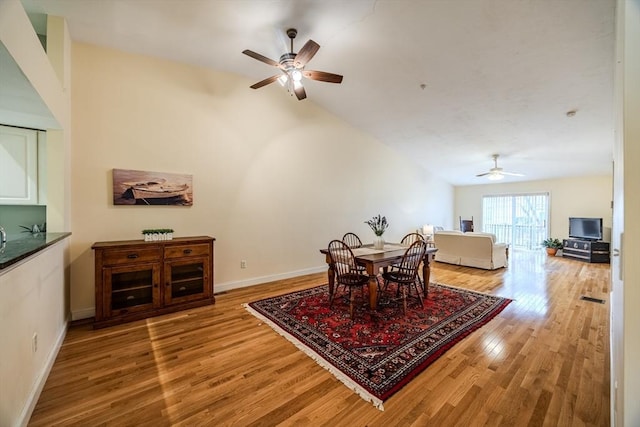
left=0, top=124, right=42, bottom=204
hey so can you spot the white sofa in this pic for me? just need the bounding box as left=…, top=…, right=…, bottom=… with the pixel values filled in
left=433, top=231, right=508, bottom=270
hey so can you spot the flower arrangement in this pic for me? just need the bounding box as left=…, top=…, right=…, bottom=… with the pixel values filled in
left=365, top=215, right=389, bottom=236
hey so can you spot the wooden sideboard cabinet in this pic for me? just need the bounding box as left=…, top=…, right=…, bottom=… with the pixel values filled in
left=92, top=236, right=215, bottom=328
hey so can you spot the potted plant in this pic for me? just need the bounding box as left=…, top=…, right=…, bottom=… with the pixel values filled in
left=542, top=238, right=563, bottom=256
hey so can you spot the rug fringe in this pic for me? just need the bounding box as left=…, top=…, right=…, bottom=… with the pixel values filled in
left=243, top=303, right=385, bottom=411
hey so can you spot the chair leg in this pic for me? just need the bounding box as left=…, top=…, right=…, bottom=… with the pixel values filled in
left=401, top=285, right=407, bottom=315
left=349, top=287, right=355, bottom=319
left=381, top=278, right=390, bottom=293
left=412, top=281, right=424, bottom=306
left=362, top=285, right=368, bottom=308
left=329, top=282, right=336, bottom=308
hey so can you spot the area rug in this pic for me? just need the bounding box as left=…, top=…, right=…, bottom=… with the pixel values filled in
left=244, top=282, right=511, bottom=410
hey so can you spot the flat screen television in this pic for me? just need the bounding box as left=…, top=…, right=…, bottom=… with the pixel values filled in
left=568, top=217, right=603, bottom=241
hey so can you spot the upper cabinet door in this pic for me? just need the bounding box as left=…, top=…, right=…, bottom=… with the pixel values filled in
left=0, top=124, right=38, bottom=204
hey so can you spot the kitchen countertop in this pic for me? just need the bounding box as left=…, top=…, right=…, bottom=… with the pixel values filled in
left=0, top=232, right=72, bottom=270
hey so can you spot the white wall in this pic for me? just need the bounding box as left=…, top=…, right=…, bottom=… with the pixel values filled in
left=69, top=42, right=454, bottom=319
left=454, top=175, right=612, bottom=240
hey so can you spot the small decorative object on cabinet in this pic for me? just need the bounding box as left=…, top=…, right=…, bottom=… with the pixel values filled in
left=142, top=228, right=174, bottom=241
left=92, top=236, right=215, bottom=328
left=562, top=239, right=610, bottom=263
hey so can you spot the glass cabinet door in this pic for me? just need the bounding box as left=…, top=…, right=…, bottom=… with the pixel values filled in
left=105, top=262, right=161, bottom=316
left=164, top=257, right=211, bottom=305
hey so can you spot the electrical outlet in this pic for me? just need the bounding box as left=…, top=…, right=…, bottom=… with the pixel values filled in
left=32, top=333, right=38, bottom=353
left=240, top=260, right=247, bottom=269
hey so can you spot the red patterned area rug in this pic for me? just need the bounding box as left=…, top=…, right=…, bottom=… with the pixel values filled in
left=244, top=282, right=511, bottom=410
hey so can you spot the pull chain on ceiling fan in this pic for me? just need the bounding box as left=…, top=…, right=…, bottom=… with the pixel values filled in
left=476, top=154, right=524, bottom=180
left=242, top=28, right=343, bottom=100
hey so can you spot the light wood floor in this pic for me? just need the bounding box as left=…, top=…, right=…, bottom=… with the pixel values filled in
left=29, top=250, right=611, bottom=426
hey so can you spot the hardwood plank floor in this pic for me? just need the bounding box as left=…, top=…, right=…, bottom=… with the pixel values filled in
left=28, top=249, right=610, bottom=426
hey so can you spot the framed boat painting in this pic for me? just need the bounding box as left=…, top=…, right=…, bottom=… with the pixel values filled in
left=112, top=168, right=193, bottom=206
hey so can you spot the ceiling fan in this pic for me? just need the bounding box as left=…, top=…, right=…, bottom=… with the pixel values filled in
left=476, top=154, right=525, bottom=181
left=242, top=28, right=343, bottom=100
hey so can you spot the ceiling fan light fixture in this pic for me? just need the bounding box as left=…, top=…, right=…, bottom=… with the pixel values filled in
left=242, top=28, right=343, bottom=101
left=290, top=69, right=303, bottom=82
left=487, top=172, right=504, bottom=181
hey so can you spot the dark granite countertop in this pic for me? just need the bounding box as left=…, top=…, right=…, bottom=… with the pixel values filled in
left=0, top=232, right=72, bottom=270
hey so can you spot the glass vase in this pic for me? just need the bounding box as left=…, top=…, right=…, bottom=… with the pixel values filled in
left=374, top=235, right=385, bottom=250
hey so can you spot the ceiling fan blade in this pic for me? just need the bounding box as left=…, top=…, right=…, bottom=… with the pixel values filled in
left=302, top=70, right=343, bottom=84
left=294, top=40, right=320, bottom=68
left=242, top=50, right=281, bottom=68
left=249, top=75, right=280, bottom=89
left=501, top=171, right=525, bottom=177
left=476, top=172, right=491, bottom=177
left=294, top=85, right=307, bottom=100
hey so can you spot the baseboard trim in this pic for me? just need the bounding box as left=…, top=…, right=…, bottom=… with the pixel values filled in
left=215, top=265, right=326, bottom=293
left=71, top=307, right=95, bottom=321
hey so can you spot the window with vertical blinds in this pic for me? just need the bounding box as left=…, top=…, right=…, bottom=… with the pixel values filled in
left=482, top=193, right=549, bottom=249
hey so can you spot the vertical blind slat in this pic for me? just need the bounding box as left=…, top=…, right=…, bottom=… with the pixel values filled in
left=482, top=193, right=549, bottom=249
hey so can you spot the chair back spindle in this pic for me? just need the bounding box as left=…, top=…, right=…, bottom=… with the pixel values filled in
left=400, top=232, right=425, bottom=246
left=342, top=232, right=363, bottom=249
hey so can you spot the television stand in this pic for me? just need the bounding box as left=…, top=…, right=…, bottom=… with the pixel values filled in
left=562, top=239, right=610, bottom=263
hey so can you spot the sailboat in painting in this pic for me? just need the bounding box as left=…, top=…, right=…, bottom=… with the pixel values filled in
left=123, top=179, right=189, bottom=200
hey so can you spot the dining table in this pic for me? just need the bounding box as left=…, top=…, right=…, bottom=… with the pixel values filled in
left=319, top=243, right=438, bottom=310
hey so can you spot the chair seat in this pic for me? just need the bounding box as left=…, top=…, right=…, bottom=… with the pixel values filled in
left=341, top=272, right=370, bottom=286
left=382, top=270, right=413, bottom=284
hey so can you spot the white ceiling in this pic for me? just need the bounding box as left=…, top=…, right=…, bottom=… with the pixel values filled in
left=20, top=0, right=616, bottom=186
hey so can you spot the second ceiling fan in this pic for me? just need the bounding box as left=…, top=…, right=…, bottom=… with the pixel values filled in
left=476, top=154, right=525, bottom=180
left=242, top=28, right=343, bottom=100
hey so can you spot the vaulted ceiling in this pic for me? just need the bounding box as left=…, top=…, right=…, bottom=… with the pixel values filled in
left=20, top=0, right=616, bottom=186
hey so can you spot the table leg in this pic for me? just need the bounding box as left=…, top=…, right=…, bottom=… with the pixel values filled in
left=368, top=275, right=378, bottom=310
left=327, top=264, right=335, bottom=303
left=422, top=257, right=431, bottom=296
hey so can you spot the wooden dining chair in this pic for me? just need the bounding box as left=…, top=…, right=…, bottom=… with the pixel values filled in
left=400, top=232, right=425, bottom=246
left=327, top=239, right=370, bottom=319
left=380, top=240, right=427, bottom=314
left=391, top=232, right=426, bottom=287
left=341, top=232, right=367, bottom=276
left=460, top=216, right=474, bottom=232
left=342, top=232, right=363, bottom=249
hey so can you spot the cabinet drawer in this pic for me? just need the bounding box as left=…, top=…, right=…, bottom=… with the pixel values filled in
left=164, top=243, right=210, bottom=259
left=102, top=247, right=162, bottom=265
